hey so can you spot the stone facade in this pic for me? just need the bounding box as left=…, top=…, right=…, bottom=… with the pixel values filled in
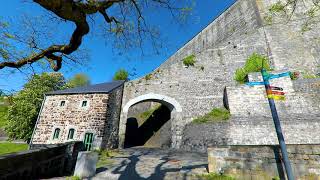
left=120, top=0, right=320, bottom=149
left=31, top=85, right=123, bottom=150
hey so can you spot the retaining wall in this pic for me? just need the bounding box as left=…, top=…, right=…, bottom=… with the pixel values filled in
left=0, top=142, right=84, bottom=180
left=208, top=145, right=320, bottom=180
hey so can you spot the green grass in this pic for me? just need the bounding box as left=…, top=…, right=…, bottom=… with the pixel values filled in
left=193, top=108, right=230, bottom=124
left=197, top=173, right=236, bottom=180
left=0, top=142, right=28, bottom=155
left=66, top=176, right=81, bottom=180
left=95, top=149, right=123, bottom=168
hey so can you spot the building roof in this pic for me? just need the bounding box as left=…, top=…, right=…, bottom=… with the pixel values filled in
left=46, top=80, right=125, bottom=95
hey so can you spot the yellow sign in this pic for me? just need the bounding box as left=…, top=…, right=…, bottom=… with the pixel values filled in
left=267, top=94, right=285, bottom=101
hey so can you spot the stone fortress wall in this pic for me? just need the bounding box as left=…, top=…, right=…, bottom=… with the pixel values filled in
left=120, top=0, right=320, bottom=150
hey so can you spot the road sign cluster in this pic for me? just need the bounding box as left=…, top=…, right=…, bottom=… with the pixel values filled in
left=267, top=86, right=285, bottom=101
left=246, top=71, right=290, bottom=101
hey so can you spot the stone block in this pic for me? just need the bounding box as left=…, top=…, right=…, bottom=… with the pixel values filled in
left=74, top=151, right=99, bottom=178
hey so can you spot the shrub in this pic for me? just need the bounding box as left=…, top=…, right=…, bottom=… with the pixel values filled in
left=269, top=1, right=285, bottom=13
left=183, top=54, right=196, bottom=67
left=145, top=74, right=152, bottom=80
left=113, top=69, right=128, bottom=81
left=234, top=68, right=247, bottom=84
left=0, top=96, right=8, bottom=128
left=193, top=108, right=230, bottom=124
left=234, top=53, right=271, bottom=83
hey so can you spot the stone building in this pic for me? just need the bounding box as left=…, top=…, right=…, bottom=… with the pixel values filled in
left=30, top=81, right=124, bottom=150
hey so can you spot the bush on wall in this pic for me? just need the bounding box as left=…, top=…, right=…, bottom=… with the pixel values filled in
left=183, top=54, right=196, bottom=67
left=234, top=53, right=271, bottom=83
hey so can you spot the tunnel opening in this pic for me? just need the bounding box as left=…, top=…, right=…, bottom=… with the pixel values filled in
left=124, top=102, right=172, bottom=148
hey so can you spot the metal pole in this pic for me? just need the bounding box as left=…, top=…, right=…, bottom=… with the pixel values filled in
left=261, top=69, right=295, bottom=180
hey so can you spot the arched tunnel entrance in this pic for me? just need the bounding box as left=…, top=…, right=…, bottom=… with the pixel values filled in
left=124, top=102, right=171, bottom=148
left=120, top=93, right=182, bottom=149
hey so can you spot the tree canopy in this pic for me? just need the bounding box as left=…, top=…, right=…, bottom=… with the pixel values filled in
left=66, top=73, right=90, bottom=88
left=0, top=0, right=193, bottom=72
left=5, top=73, right=66, bottom=141
left=113, top=69, right=129, bottom=80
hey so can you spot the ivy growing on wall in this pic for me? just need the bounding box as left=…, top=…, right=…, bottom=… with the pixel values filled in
left=264, top=0, right=320, bottom=33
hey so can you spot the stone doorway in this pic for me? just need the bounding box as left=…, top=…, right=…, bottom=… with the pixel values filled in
left=124, top=102, right=172, bottom=148
left=119, top=93, right=182, bottom=149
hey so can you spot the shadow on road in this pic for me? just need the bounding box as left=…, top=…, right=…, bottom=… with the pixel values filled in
left=109, top=149, right=207, bottom=180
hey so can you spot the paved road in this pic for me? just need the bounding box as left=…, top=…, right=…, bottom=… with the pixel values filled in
left=93, top=147, right=208, bottom=180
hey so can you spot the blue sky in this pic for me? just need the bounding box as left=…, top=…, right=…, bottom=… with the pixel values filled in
left=0, top=0, right=236, bottom=92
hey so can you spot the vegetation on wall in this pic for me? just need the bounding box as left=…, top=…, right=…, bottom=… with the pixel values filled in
left=145, top=74, right=152, bottom=81
left=265, top=0, right=320, bottom=32
left=192, top=108, right=230, bottom=124
left=302, top=72, right=320, bottom=79
left=183, top=54, right=196, bottom=67
left=113, top=69, right=129, bottom=81
left=234, top=53, right=271, bottom=84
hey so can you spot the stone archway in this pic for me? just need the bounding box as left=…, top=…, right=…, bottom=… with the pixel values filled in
left=119, top=93, right=182, bottom=149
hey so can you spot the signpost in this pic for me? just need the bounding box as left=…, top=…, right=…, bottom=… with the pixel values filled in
left=247, top=69, right=294, bottom=180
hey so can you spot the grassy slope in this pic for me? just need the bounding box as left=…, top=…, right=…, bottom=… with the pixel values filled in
left=193, top=108, right=231, bottom=124
left=0, top=142, right=28, bottom=155
left=137, top=105, right=160, bottom=124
